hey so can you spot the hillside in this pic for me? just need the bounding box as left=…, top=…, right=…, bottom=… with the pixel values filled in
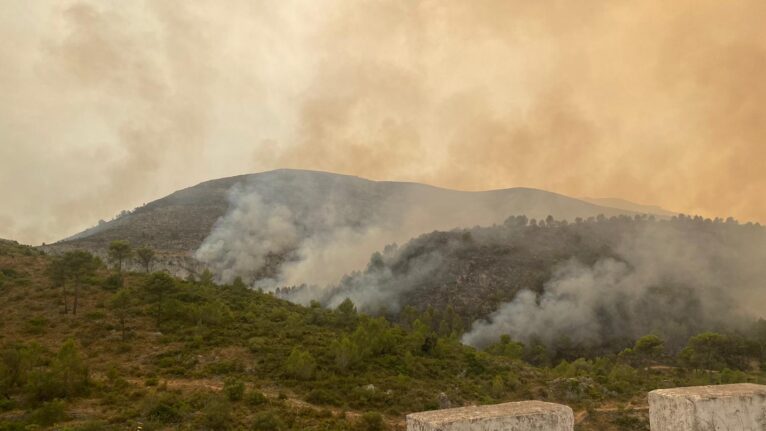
left=305, top=214, right=766, bottom=355
left=46, top=170, right=660, bottom=283
left=1, top=238, right=764, bottom=430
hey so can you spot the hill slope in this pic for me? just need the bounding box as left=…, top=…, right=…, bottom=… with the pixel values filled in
left=303, top=215, right=766, bottom=354
left=48, top=169, right=660, bottom=284
left=2, top=236, right=764, bottom=430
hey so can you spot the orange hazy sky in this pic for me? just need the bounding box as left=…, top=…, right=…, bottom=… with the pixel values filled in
left=1, top=0, right=765, bottom=244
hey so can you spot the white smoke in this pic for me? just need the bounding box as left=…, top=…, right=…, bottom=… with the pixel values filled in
left=462, top=220, right=765, bottom=349
left=194, top=169, right=632, bottom=300
left=316, top=245, right=446, bottom=312
left=194, top=171, right=430, bottom=294
left=194, top=185, right=300, bottom=285
left=197, top=174, right=766, bottom=349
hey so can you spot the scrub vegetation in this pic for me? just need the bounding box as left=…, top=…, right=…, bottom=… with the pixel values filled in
left=0, top=238, right=764, bottom=430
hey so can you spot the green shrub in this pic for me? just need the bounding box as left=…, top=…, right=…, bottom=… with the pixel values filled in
left=223, top=377, right=245, bottom=401
left=0, top=268, right=19, bottom=278
left=246, top=389, right=268, bottom=406
left=247, top=337, right=267, bottom=353
left=355, top=412, right=386, bottom=431
left=284, top=348, right=316, bottom=380
left=21, top=340, right=89, bottom=404
left=0, top=397, right=16, bottom=412
left=251, top=411, right=285, bottom=430
left=142, top=392, right=185, bottom=424
left=0, top=421, right=24, bottom=431
left=28, top=399, right=66, bottom=426
left=720, top=368, right=748, bottom=384
left=52, top=339, right=89, bottom=397
left=332, top=336, right=361, bottom=371
left=101, top=273, right=124, bottom=291
left=0, top=344, right=31, bottom=393
left=485, top=335, right=524, bottom=359
left=23, top=370, right=61, bottom=404
left=306, top=389, right=341, bottom=406
left=201, top=395, right=232, bottom=430
left=679, top=332, right=749, bottom=371
left=606, top=364, right=639, bottom=394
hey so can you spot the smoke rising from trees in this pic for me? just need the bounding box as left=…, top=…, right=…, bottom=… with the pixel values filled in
left=193, top=169, right=634, bottom=293
left=459, top=219, right=766, bottom=349
left=318, top=214, right=766, bottom=351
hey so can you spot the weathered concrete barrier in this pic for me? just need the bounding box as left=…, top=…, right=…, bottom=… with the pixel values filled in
left=649, top=383, right=766, bottom=431
left=406, top=400, right=574, bottom=431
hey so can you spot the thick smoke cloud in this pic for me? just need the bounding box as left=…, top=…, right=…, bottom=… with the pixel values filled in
left=461, top=220, right=765, bottom=349
left=3, top=1, right=766, bottom=245
left=193, top=175, right=405, bottom=290
left=194, top=186, right=300, bottom=286
left=193, top=171, right=423, bottom=291
left=192, top=169, right=637, bottom=298
left=290, top=244, right=447, bottom=312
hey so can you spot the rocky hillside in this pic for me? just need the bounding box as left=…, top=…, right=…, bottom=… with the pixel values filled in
left=46, top=169, right=661, bottom=281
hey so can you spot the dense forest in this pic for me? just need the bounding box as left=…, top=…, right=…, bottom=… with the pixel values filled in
left=1, top=234, right=765, bottom=430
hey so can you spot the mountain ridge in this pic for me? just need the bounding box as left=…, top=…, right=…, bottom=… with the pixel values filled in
left=45, top=169, right=670, bottom=283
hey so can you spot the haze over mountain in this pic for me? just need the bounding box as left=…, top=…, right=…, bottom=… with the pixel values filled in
left=49, top=169, right=666, bottom=286
left=4, top=1, right=766, bottom=246
left=4, top=2, right=766, bottom=429
left=580, top=197, right=675, bottom=218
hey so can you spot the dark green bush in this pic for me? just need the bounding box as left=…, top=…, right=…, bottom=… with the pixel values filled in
left=101, top=273, right=124, bottom=291
left=0, top=397, right=16, bottom=412
left=354, top=412, right=386, bottom=431
left=251, top=411, right=285, bottom=431
left=306, top=389, right=341, bottom=406
left=201, top=395, right=232, bottom=430
left=223, top=377, right=245, bottom=401
left=0, top=421, right=25, bottom=431
left=28, top=399, right=66, bottom=426
left=246, top=389, right=268, bottom=406
left=284, top=348, right=316, bottom=380
left=141, top=392, right=186, bottom=424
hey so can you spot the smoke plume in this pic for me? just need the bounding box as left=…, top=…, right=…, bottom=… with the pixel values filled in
left=2, top=1, right=766, bottom=244
left=192, top=169, right=634, bottom=297
left=461, top=219, right=766, bottom=349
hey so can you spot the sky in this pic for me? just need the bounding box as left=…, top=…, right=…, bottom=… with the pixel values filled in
left=1, top=0, right=765, bottom=245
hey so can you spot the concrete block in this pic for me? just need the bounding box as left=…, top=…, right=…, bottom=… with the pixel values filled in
left=649, top=383, right=766, bottom=431
left=406, top=400, right=574, bottom=431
